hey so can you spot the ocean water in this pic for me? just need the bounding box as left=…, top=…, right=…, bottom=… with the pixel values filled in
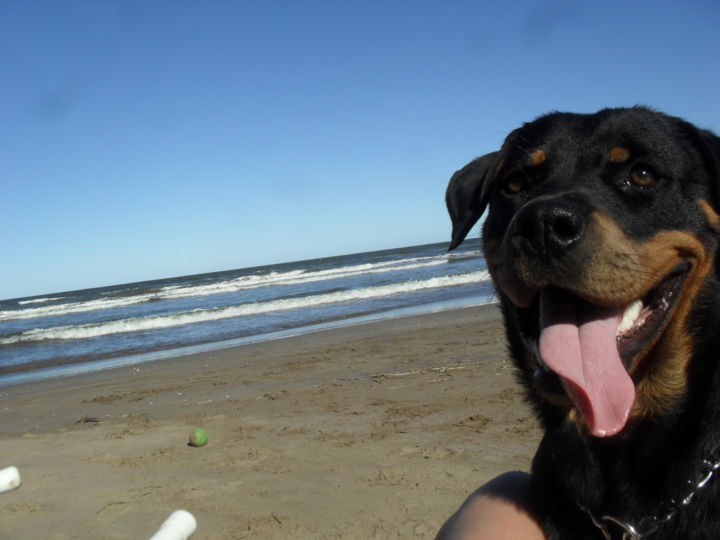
left=0, top=240, right=493, bottom=386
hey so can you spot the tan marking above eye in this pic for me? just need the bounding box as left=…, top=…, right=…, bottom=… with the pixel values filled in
left=528, top=149, right=546, bottom=167
left=609, top=146, right=631, bottom=163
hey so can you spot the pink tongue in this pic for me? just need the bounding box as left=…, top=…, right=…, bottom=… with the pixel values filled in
left=538, top=288, right=635, bottom=437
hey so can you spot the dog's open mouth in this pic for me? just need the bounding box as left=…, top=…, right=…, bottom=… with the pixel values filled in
left=522, top=264, right=688, bottom=437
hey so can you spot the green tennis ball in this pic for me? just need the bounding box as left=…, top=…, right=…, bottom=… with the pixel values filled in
left=189, top=427, right=208, bottom=447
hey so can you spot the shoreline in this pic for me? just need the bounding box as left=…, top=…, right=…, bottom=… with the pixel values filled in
left=0, top=295, right=495, bottom=387
left=0, top=303, right=540, bottom=539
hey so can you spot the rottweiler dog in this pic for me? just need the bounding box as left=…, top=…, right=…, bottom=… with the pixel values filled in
left=446, top=107, right=720, bottom=539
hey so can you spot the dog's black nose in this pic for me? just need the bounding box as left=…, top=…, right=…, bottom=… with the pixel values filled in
left=513, top=200, right=585, bottom=256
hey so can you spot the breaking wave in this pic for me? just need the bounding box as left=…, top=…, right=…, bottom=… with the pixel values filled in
left=0, top=252, right=475, bottom=321
left=0, top=271, right=490, bottom=345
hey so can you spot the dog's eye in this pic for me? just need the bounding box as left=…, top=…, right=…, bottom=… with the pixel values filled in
left=506, top=181, right=523, bottom=194
left=628, top=165, right=657, bottom=187
left=502, top=175, right=525, bottom=195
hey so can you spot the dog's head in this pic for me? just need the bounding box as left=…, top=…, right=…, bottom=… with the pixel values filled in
left=447, top=107, right=720, bottom=438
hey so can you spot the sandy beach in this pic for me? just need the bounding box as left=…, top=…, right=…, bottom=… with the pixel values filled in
left=0, top=304, right=541, bottom=539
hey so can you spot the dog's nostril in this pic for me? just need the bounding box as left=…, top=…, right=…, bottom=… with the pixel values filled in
left=543, top=206, right=584, bottom=251
left=551, top=213, right=581, bottom=240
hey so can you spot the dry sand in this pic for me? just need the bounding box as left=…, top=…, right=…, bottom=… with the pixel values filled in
left=0, top=304, right=541, bottom=539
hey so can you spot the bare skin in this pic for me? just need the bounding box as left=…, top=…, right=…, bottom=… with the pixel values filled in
left=435, top=472, right=546, bottom=540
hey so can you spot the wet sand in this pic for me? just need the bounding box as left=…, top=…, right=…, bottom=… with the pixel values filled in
left=0, top=303, right=540, bottom=539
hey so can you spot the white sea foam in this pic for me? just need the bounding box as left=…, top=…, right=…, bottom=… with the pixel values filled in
left=157, top=255, right=452, bottom=299
left=0, top=294, right=162, bottom=321
left=0, top=270, right=491, bottom=345
left=0, top=253, right=476, bottom=321
left=17, top=297, right=62, bottom=305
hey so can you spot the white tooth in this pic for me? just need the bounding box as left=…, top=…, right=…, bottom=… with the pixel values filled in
left=618, top=299, right=642, bottom=334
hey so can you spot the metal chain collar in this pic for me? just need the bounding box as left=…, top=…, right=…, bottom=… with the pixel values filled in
left=580, top=453, right=720, bottom=540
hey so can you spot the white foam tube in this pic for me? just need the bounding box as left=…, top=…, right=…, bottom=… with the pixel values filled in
left=148, top=509, right=197, bottom=540
left=0, top=466, right=21, bottom=493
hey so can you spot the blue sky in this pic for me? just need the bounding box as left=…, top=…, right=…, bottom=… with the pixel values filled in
left=2, top=0, right=719, bottom=300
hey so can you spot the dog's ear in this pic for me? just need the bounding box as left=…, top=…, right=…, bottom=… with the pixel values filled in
left=446, top=151, right=500, bottom=250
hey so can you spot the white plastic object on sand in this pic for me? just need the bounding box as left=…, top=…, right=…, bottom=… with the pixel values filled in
left=148, top=509, right=197, bottom=540
left=0, top=466, right=21, bottom=493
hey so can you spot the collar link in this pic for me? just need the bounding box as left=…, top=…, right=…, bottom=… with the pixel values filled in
left=579, top=452, right=720, bottom=540
left=582, top=507, right=656, bottom=540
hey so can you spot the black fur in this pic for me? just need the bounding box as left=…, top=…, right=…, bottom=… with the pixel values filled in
left=446, top=107, right=720, bottom=538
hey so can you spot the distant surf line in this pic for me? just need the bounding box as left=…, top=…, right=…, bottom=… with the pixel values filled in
left=0, top=251, right=480, bottom=322
left=0, top=270, right=491, bottom=345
